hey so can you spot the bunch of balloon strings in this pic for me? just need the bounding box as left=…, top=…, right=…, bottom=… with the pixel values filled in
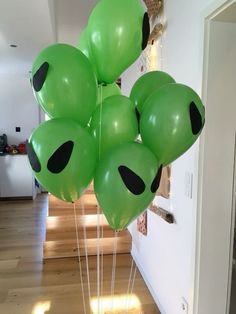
left=72, top=86, right=137, bottom=314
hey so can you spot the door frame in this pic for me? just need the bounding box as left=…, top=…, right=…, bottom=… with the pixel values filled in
left=194, top=0, right=236, bottom=313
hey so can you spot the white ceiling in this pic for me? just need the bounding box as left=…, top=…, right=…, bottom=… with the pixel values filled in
left=54, top=0, right=97, bottom=45
left=0, top=0, right=98, bottom=75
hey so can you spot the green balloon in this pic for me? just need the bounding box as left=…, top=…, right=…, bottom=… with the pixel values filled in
left=87, top=0, right=149, bottom=83
left=78, top=27, right=91, bottom=59
left=140, top=83, right=205, bottom=166
left=97, top=83, right=121, bottom=105
left=78, top=28, right=98, bottom=78
left=130, top=71, right=176, bottom=114
left=94, top=142, right=162, bottom=230
left=32, top=43, right=97, bottom=127
left=27, top=118, right=97, bottom=202
left=90, top=95, right=138, bottom=157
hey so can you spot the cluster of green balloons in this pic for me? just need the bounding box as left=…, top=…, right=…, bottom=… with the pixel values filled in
left=28, top=0, right=205, bottom=231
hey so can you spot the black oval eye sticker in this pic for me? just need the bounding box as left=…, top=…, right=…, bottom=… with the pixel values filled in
left=33, top=61, right=49, bottom=92
left=189, top=101, right=203, bottom=135
left=26, top=141, right=41, bottom=173
left=142, top=12, right=150, bottom=50
left=118, top=165, right=145, bottom=195
left=135, top=108, right=141, bottom=133
left=47, top=141, right=74, bottom=174
left=151, top=165, right=163, bottom=193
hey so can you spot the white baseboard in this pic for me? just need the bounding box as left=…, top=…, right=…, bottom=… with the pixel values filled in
left=131, top=246, right=166, bottom=314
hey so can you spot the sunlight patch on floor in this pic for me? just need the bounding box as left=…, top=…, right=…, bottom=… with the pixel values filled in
left=90, top=293, right=142, bottom=314
left=32, top=301, right=51, bottom=314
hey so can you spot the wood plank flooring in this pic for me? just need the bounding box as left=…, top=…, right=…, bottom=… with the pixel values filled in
left=0, top=194, right=160, bottom=314
left=44, top=193, right=132, bottom=259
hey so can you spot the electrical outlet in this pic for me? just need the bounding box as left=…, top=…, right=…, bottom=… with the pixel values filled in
left=181, top=297, right=188, bottom=313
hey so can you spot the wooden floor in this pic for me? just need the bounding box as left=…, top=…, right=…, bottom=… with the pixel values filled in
left=44, top=193, right=132, bottom=259
left=0, top=194, right=160, bottom=314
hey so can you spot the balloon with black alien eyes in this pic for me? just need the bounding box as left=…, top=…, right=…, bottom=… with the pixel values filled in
left=140, top=83, right=205, bottom=166
left=84, top=0, right=150, bottom=83
left=32, top=43, right=97, bottom=127
left=94, top=142, right=163, bottom=230
left=27, top=119, right=97, bottom=202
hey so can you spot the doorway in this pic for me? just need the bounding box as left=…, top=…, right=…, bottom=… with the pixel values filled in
left=195, top=1, right=236, bottom=313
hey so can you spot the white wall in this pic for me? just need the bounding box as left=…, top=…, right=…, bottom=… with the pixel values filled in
left=122, top=1, right=228, bottom=313
left=0, top=73, right=40, bottom=145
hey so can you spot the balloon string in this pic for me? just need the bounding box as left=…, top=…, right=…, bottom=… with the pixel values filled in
left=130, top=263, right=137, bottom=295
left=98, top=82, right=103, bottom=160
left=81, top=197, right=91, bottom=311
left=110, top=230, right=118, bottom=312
left=128, top=259, right=137, bottom=312
left=100, top=211, right=104, bottom=313
left=125, top=257, right=135, bottom=312
left=96, top=204, right=101, bottom=313
left=98, top=85, right=104, bottom=313
left=73, top=202, right=87, bottom=314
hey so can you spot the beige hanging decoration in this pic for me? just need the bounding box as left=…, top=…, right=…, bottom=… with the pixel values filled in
left=149, top=23, right=163, bottom=44
left=143, top=0, right=164, bottom=43
left=143, top=0, right=163, bottom=18
left=138, top=0, right=164, bottom=73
